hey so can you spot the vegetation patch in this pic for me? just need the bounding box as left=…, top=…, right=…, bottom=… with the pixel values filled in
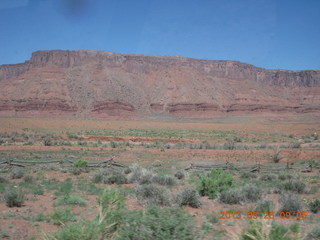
left=175, top=188, right=201, bottom=208
left=220, top=183, right=262, bottom=204
left=308, top=199, right=320, bottom=213
left=278, top=194, right=303, bottom=216
left=136, top=184, right=170, bottom=206
left=255, top=198, right=274, bottom=216
left=240, top=221, right=297, bottom=240
left=115, top=206, right=197, bottom=240
left=279, top=180, right=307, bottom=194
left=197, top=169, right=234, bottom=199
left=50, top=208, right=77, bottom=225
left=55, top=195, right=86, bottom=206
left=4, top=189, right=25, bottom=207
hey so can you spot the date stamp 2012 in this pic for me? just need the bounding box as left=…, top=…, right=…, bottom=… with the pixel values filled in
left=219, top=211, right=308, bottom=220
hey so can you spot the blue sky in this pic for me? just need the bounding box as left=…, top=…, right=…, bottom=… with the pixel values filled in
left=0, top=0, right=319, bottom=70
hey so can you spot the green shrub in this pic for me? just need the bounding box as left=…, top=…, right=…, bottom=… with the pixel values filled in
left=4, top=189, right=25, bottom=207
left=47, top=187, right=125, bottom=240
left=280, top=180, right=307, bottom=194
left=11, top=168, right=24, bottom=179
left=103, top=172, right=127, bottom=185
left=92, top=174, right=103, bottom=183
left=260, top=173, right=278, bottom=181
left=240, top=221, right=292, bottom=240
left=255, top=198, right=274, bottom=216
left=123, top=167, right=131, bottom=174
left=91, top=169, right=107, bottom=183
left=56, top=178, right=73, bottom=196
left=32, top=184, right=45, bottom=195
left=241, top=183, right=263, bottom=202
left=220, top=188, right=245, bottom=204
left=240, top=172, right=257, bottom=179
left=152, top=174, right=176, bottom=186
left=206, top=213, right=220, bottom=224
left=23, top=174, right=33, bottom=183
left=197, top=169, right=234, bottom=199
left=127, top=165, right=155, bottom=184
left=175, top=188, right=201, bottom=208
left=48, top=221, right=100, bottom=240
left=96, top=187, right=125, bottom=235
left=174, top=170, right=185, bottom=179
left=220, top=183, right=262, bottom=204
left=50, top=208, right=77, bottom=225
left=0, top=176, right=8, bottom=183
left=136, top=184, right=169, bottom=206
left=278, top=173, right=295, bottom=181
left=115, top=206, right=197, bottom=240
left=55, top=195, right=86, bottom=206
left=34, top=213, right=48, bottom=222
left=289, top=223, right=300, bottom=234
left=278, top=194, right=303, bottom=216
left=73, top=159, right=88, bottom=168
left=308, top=199, right=320, bottom=213
left=71, top=167, right=85, bottom=175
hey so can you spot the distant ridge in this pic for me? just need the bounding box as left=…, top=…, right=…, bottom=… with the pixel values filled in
left=0, top=50, right=319, bottom=119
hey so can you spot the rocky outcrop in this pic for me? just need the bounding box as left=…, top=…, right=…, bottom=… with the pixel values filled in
left=0, top=50, right=319, bottom=119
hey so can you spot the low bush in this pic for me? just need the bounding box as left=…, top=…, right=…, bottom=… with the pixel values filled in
left=45, top=221, right=99, bottom=240
left=91, top=169, right=107, bottom=183
left=152, top=174, right=176, bottom=186
left=255, top=198, right=274, bottom=216
left=127, top=165, right=155, bottom=184
left=206, top=213, right=220, bottom=224
left=55, top=195, right=86, bottom=206
left=282, top=180, right=307, bottom=194
left=174, top=171, right=185, bottom=180
left=73, top=159, right=88, bottom=168
left=260, top=173, right=278, bottom=181
left=220, top=188, right=245, bottom=204
left=123, top=167, right=131, bottom=174
left=278, top=173, right=295, bottom=181
left=34, top=213, right=48, bottom=222
left=308, top=199, right=320, bottom=213
left=50, top=208, right=77, bottom=225
left=278, top=194, right=303, bottom=216
left=220, top=183, right=262, bottom=204
left=11, top=168, right=24, bottom=179
left=103, top=172, right=127, bottom=185
left=240, top=221, right=293, bottom=240
left=240, top=172, right=257, bottom=179
left=0, top=176, right=8, bottom=183
left=175, top=188, right=201, bottom=208
left=115, top=206, right=197, bottom=240
left=197, top=169, right=234, bottom=199
left=71, top=167, right=85, bottom=175
left=56, top=178, right=73, bottom=196
left=4, top=189, right=25, bottom=207
left=136, top=184, right=169, bottom=206
left=242, top=183, right=263, bottom=202
left=23, top=174, right=33, bottom=183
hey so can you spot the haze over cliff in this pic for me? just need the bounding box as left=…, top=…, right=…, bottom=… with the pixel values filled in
left=0, top=50, right=319, bottom=119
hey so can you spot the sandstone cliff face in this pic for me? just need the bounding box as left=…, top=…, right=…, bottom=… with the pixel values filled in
left=0, top=50, right=319, bottom=119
